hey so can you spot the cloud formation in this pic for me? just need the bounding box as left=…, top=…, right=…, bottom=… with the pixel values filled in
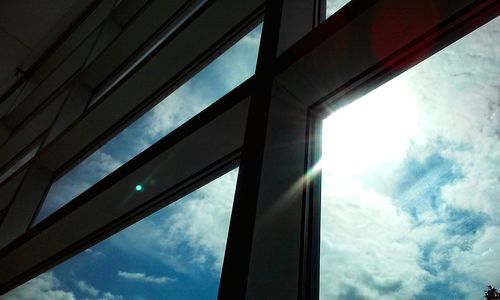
left=36, top=150, right=123, bottom=224
left=99, top=292, right=123, bottom=300
left=320, top=181, right=429, bottom=299
left=2, top=272, right=75, bottom=300
left=75, top=280, right=99, bottom=297
left=109, top=169, right=238, bottom=276
left=1, top=273, right=123, bottom=300
left=144, top=24, right=261, bottom=140
left=117, top=271, right=176, bottom=284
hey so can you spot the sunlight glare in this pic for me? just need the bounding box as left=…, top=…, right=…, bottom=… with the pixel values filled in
left=322, top=77, right=418, bottom=178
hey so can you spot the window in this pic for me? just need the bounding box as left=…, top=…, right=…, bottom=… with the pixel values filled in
left=320, top=17, right=499, bottom=299
left=32, top=25, right=262, bottom=226
left=5, top=169, right=239, bottom=299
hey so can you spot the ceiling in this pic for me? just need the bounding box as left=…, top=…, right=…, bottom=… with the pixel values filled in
left=0, top=0, right=90, bottom=97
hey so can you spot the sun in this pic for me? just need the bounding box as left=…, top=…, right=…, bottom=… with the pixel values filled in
left=321, top=76, right=419, bottom=179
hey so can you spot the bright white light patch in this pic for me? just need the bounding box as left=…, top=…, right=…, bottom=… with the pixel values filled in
left=322, top=77, right=418, bottom=178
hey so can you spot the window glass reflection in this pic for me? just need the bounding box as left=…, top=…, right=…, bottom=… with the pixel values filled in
left=5, top=169, right=238, bottom=300
left=320, top=18, right=500, bottom=299
left=33, top=25, right=262, bottom=225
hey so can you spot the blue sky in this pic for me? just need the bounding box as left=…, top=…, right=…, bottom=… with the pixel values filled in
left=320, top=16, right=500, bottom=300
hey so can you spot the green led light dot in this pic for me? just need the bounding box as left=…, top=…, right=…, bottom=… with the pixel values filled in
left=135, top=185, right=143, bottom=191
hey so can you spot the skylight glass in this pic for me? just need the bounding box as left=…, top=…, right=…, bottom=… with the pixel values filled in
left=320, top=17, right=499, bottom=299
left=4, top=169, right=239, bottom=300
left=32, top=24, right=262, bottom=226
left=325, top=0, right=350, bottom=19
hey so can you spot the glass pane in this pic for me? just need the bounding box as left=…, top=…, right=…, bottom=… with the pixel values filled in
left=325, top=0, right=350, bottom=19
left=320, top=18, right=500, bottom=299
left=5, top=169, right=238, bottom=300
left=33, top=24, right=262, bottom=225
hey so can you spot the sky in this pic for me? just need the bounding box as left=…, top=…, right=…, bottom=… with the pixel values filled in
left=3, top=5, right=499, bottom=300
left=320, top=16, right=500, bottom=300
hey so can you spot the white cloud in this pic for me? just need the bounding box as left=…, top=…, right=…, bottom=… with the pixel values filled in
left=451, top=226, right=500, bottom=298
left=1, top=271, right=123, bottom=300
left=320, top=180, right=429, bottom=299
left=404, top=17, right=500, bottom=217
left=56, top=150, right=123, bottom=198
left=214, top=25, right=260, bottom=91
left=109, top=169, right=238, bottom=276
left=38, top=150, right=123, bottom=223
left=75, top=280, right=99, bottom=297
left=145, top=85, right=208, bottom=139
left=240, top=25, right=261, bottom=49
left=117, top=271, right=176, bottom=284
left=100, top=292, right=123, bottom=300
left=144, top=25, right=261, bottom=140
left=371, top=18, right=499, bottom=208
left=2, top=272, right=75, bottom=300
left=84, top=248, right=106, bottom=258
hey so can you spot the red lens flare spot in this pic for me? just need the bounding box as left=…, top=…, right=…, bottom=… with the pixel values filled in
left=370, top=1, right=439, bottom=70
